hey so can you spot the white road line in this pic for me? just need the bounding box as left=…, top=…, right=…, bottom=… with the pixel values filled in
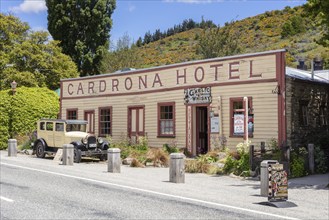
left=0, top=196, right=14, bottom=203
left=1, top=162, right=299, bottom=220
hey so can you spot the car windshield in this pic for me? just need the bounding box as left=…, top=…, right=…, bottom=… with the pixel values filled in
left=66, top=124, right=87, bottom=132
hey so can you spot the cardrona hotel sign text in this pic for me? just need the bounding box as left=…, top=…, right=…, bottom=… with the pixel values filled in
left=63, top=58, right=270, bottom=98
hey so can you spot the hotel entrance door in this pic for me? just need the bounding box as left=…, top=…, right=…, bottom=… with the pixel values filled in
left=196, top=106, right=208, bottom=155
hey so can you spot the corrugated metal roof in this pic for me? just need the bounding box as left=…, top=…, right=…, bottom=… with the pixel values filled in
left=286, top=67, right=329, bottom=84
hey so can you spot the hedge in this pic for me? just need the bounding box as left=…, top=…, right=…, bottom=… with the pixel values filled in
left=0, top=87, right=59, bottom=149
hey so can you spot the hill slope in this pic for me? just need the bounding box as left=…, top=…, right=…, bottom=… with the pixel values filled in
left=110, top=6, right=328, bottom=71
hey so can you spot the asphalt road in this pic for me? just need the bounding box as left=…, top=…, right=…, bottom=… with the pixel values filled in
left=1, top=163, right=266, bottom=220
left=1, top=152, right=328, bottom=220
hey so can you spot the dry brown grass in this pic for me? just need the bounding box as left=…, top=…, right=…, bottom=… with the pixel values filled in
left=146, top=148, right=169, bottom=167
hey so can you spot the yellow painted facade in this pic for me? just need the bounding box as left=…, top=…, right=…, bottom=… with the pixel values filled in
left=61, top=50, right=286, bottom=154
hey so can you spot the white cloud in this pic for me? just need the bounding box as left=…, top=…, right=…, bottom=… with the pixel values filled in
left=11, top=0, right=47, bottom=13
left=128, top=4, right=136, bottom=12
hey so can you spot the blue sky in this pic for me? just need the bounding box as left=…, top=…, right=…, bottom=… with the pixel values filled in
left=1, top=0, right=307, bottom=46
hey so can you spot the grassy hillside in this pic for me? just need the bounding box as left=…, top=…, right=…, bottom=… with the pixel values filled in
left=110, top=6, right=328, bottom=71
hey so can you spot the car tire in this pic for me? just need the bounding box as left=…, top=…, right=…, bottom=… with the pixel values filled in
left=74, top=147, right=82, bottom=163
left=99, top=153, right=107, bottom=161
left=35, top=142, right=46, bottom=158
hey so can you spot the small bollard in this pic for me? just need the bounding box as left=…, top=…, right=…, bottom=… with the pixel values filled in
left=108, top=148, right=121, bottom=173
left=8, top=139, right=17, bottom=157
left=62, top=144, right=74, bottom=165
left=260, top=160, right=278, bottom=196
left=169, top=153, right=185, bottom=183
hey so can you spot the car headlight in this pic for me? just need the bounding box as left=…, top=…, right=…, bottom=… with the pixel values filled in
left=98, top=137, right=104, bottom=144
left=82, top=137, right=88, bottom=145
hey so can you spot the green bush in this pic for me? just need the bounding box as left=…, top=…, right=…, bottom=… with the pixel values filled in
left=163, top=143, right=180, bottom=154
left=290, top=147, right=308, bottom=178
left=0, top=91, right=10, bottom=149
left=0, top=87, right=59, bottom=149
left=314, top=146, right=328, bottom=173
left=223, top=155, right=236, bottom=174
left=291, top=157, right=305, bottom=178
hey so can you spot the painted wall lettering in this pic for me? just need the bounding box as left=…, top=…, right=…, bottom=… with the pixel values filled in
left=99, top=80, right=106, bottom=93
left=125, top=77, right=132, bottom=90
left=194, top=67, right=205, bottom=82
left=77, top=82, right=84, bottom=95
left=210, top=64, right=223, bottom=81
left=229, top=61, right=240, bottom=79
left=152, top=73, right=163, bottom=87
left=176, top=68, right=187, bottom=85
left=88, top=82, right=95, bottom=94
left=68, top=83, right=74, bottom=95
left=112, top=79, right=119, bottom=91
left=139, top=75, right=147, bottom=89
left=62, top=54, right=277, bottom=98
left=249, top=60, right=262, bottom=78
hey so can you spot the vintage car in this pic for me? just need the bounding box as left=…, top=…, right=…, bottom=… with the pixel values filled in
left=32, top=119, right=109, bottom=162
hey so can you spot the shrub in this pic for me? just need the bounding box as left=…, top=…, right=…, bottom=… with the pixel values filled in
left=146, top=148, right=169, bottom=167
left=223, top=155, right=236, bottom=174
left=130, top=158, right=145, bottom=168
left=0, top=91, right=10, bottom=149
left=163, top=141, right=180, bottom=154
left=314, top=145, right=328, bottom=173
left=185, top=159, right=202, bottom=173
left=222, top=142, right=251, bottom=176
left=290, top=147, right=308, bottom=178
left=0, top=87, right=59, bottom=149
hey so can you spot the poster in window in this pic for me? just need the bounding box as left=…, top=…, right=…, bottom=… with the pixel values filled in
left=248, top=114, right=254, bottom=133
left=234, top=114, right=244, bottom=135
left=211, top=116, right=219, bottom=133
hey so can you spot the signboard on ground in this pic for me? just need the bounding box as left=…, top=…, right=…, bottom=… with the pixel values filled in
left=268, top=163, right=288, bottom=201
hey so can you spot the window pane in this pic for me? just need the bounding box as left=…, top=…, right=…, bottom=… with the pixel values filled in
left=159, top=104, right=174, bottom=135
left=67, top=110, right=77, bottom=120
left=46, top=122, right=53, bottom=131
left=100, top=108, right=111, bottom=135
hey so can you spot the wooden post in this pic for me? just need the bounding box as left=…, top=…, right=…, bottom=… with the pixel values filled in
left=169, top=153, right=185, bottom=183
left=249, top=145, right=254, bottom=171
left=244, top=97, right=248, bottom=144
left=108, top=148, right=121, bottom=173
left=308, top=144, right=315, bottom=174
left=261, top=141, right=266, bottom=154
left=8, top=139, right=17, bottom=157
left=62, top=144, right=74, bottom=165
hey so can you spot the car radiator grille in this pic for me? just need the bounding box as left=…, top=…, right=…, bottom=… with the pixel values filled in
left=88, top=136, right=97, bottom=148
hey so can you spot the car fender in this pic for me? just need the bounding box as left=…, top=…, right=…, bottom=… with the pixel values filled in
left=70, top=141, right=83, bottom=150
left=100, top=142, right=110, bottom=151
left=33, top=138, right=47, bottom=150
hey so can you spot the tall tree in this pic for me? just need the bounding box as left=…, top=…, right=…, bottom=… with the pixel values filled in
left=46, top=0, right=116, bottom=76
left=0, top=13, right=78, bottom=90
left=305, top=0, right=329, bottom=47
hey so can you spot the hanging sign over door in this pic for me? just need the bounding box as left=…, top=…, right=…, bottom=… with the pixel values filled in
left=184, top=87, right=212, bottom=104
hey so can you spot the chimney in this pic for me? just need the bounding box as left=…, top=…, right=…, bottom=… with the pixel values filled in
left=313, top=58, right=323, bottom=71
left=297, top=59, right=307, bottom=70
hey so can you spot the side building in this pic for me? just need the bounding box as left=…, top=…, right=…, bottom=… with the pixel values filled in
left=60, top=49, right=286, bottom=156
left=286, top=67, right=329, bottom=150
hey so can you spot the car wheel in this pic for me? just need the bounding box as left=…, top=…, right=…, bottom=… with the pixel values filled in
left=74, top=147, right=82, bottom=163
left=99, top=153, right=107, bottom=161
left=36, top=142, right=46, bottom=158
